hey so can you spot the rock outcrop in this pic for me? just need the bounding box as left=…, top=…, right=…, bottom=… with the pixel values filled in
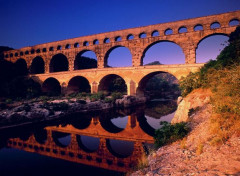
left=171, top=89, right=212, bottom=124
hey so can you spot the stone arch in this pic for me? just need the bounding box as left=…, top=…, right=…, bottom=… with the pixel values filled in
left=210, top=21, right=221, bottom=29
left=14, top=58, right=28, bottom=76
left=42, top=77, right=61, bottom=95
left=67, top=76, right=91, bottom=94
left=104, top=45, right=132, bottom=67
left=194, top=24, right=204, bottom=31
left=98, top=74, right=127, bottom=94
left=229, top=18, right=240, bottom=26
left=74, top=50, right=97, bottom=70
left=106, top=139, right=134, bottom=158
left=136, top=71, right=179, bottom=97
left=196, top=33, right=229, bottom=63
left=76, top=135, right=100, bottom=153
left=30, top=56, right=45, bottom=74
left=178, top=26, right=188, bottom=33
left=49, top=53, right=69, bottom=73
left=99, top=116, right=125, bottom=133
left=141, top=40, right=185, bottom=65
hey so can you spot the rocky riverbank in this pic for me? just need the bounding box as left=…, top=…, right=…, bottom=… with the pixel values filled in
left=0, top=95, right=146, bottom=129
left=131, top=89, right=240, bottom=176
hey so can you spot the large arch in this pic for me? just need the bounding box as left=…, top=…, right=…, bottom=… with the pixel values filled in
left=196, top=33, right=229, bottom=63
left=30, top=56, right=45, bottom=74
left=14, top=58, right=28, bottom=76
left=141, top=40, right=185, bottom=65
left=67, top=76, right=91, bottom=94
left=98, top=74, right=127, bottom=94
left=136, top=71, right=180, bottom=98
left=74, top=50, right=97, bottom=70
left=104, top=46, right=132, bottom=68
left=49, top=54, right=69, bottom=72
left=76, top=135, right=100, bottom=153
left=42, top=77, right=61, bottom=95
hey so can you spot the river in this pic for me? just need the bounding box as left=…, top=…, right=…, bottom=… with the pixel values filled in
left=0, top=100, right=176, bottom=176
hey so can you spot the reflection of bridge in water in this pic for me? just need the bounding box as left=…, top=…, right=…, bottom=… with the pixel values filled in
left=7, top=113, right=154, bottom=172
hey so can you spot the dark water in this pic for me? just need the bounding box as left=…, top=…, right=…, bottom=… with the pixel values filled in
left=0, top=100, right=176, bottom=176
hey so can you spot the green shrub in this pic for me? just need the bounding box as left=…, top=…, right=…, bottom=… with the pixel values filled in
left=154, top=121, right=189, bottom=148
left=5, top=98, right=12, bottom=104
left=111, top=92, right=123, bottom=100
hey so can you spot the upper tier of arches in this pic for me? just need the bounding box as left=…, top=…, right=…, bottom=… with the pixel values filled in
left=4, top=11, right=240, bottom=70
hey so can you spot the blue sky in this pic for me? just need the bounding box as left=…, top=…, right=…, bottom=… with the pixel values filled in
left=0, top=0, right=239, bottom=65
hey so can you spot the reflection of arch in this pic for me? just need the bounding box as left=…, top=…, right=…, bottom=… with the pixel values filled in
left=106, top=139, right=134, bottom=158
left=74, top=50, right=97, bottom=70
left=42, top=77, right=61, bottom=95
left=136, top=113, right=155, bottom=136
left=30, top=56, right=45, bottom=74
left=99, top=116, right=125, bottom=133
left=34, top=129, right=47, bottom=144
left=141, top=40, right=184, bottom=65
left=98, top=74, right=127, bottom=94
left=52, top=132, right=71, bottom=148
left=136, top=71, right=179, bottom=97
left=104, top=45, right=132, bottom=68
left=76, top=135, right=100, bottom=153
left=71, top=116, right=92, bottom=130
left=15, top=58, right=28, bottom=76
left=67, top=76, right=91, bottom=93
left=49, top=54, right=68, bottom=73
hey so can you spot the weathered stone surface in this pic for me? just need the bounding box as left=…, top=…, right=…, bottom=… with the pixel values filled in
left=171, top=89, right=211, bottom=124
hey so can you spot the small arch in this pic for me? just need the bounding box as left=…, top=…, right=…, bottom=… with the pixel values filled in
left=49, top=47, right=54, bottom=51
left=165, top=28, right=173, bottom=35
left=57, top=45, right=62, bottom=50
left=15, top=52, right=18, bottom=57
left=194, top=24, right=203, bottom=31
left=229, top=19, right=240, bottom=27
left=42, top=77, right=61, bottom=95
left=20, top=52, right=23, bottom=56
left=98, top=74, right=127, bottom=94
left=93, top=39, right=99, bottom=45
left=30, top=56, right=45, bottom=74
left=178, top=26, right=187, bottom=33
left=42, top=48, right=47, bottom=52
left=25, top=51, right=29, bottom=55
left=36, top=49, right=41, bottom=53
left=74, top=43, right=79, bottom=48
left=210, top=22, right=221, bottom=29
left=49, top=53, right=69, bottom=72
left=65, top=44, right=71, bottom=49
left=5, top=54, right=8, bottom=58
left=83, top=41, right=89, bottom=46
left=10, top=53, right=13, bottom=57
left=104, top=38, right=110, bottom=43
left=34, top=129, right=47, bottom=144
left=115, top=36, right=122, bottom=42
left=67, top=76, right=91, bottom=94
left=127, top=34, right=134, bottom=40
left=139, top=32, right=147, bottom=38
left=31, top=49, right=35, bottom=54
left=151, top=30, right=159, bottom=37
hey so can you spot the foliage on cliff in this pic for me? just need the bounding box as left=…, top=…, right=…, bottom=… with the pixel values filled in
left=180, top=26, right=240, bottom=142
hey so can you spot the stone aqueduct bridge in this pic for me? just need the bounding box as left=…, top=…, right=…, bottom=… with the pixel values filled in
left=4, top=11, right=240, bottom=95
